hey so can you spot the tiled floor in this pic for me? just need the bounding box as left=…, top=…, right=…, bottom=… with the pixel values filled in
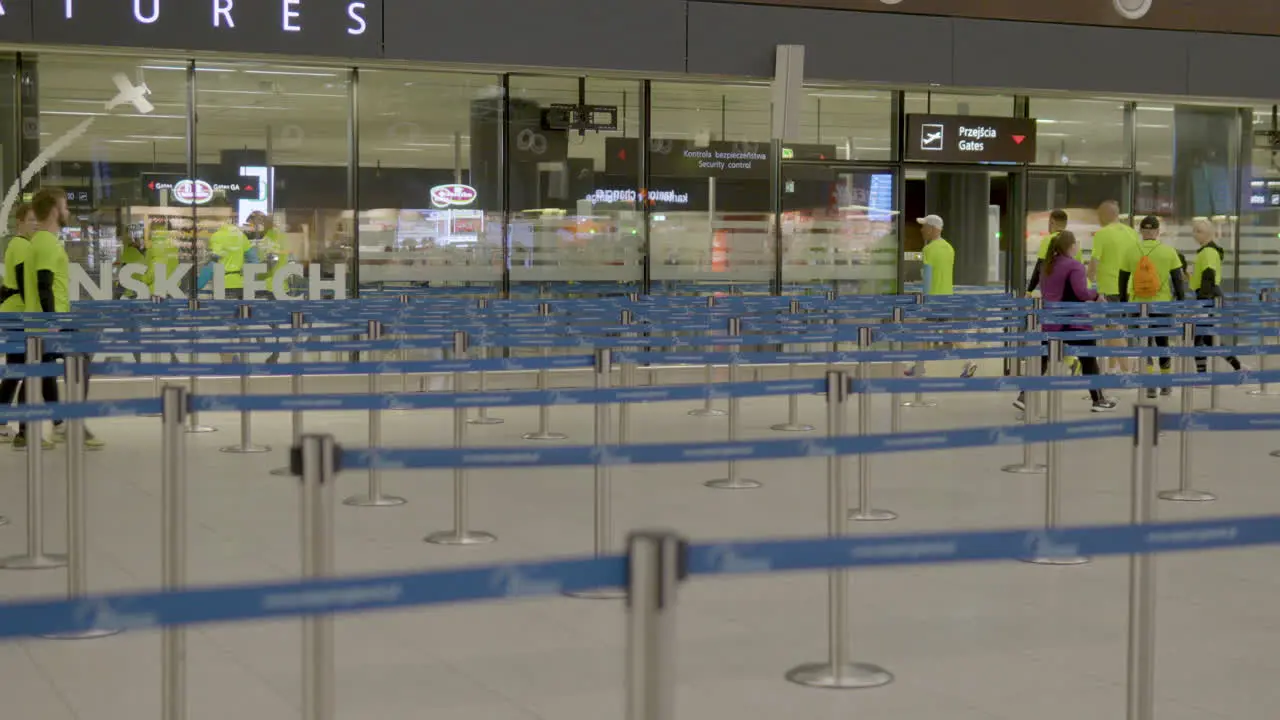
left=1, top=376, right=1278, bottom=720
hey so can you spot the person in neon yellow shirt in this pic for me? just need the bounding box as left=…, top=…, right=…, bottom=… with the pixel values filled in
left=0, top=203, right=54, bottom=446
left=1027, top=209, right=1084, bottom=293
left=911, top=214, right=977, bottom=378
left=144, top=221, right=181, bottom=296
left=22, top=187, right=103, bottom=449
left=248, top=211, right=290, bottom=298
left=210, top=220, right=252, bottom=299
left=1118, top=215, right=1185, bottom=398
left=1188, top=218, right=1244, bottom=374
left=1090, top=200, right=1141, bottom=374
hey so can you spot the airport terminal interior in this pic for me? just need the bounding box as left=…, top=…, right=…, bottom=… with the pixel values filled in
left=4, top=33, right=1280, bottom=720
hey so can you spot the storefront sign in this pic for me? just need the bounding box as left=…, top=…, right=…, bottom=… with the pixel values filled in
left=29, top=0, right=382, bottom=56
left=904, top=114, right=1037, bottom=163
left=430, top=184, right=477, bottom=208
left=584, top=188, right=690, bottom=205
left=171, top=179, right=213, bottom=205
left=144, top=174, right=256, bottom=204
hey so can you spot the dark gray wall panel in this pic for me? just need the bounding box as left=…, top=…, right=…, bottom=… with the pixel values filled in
left=952, top=19, right=1189, bottom=96
left=687, top=2, right=952, bottom=85
left=0, top=0, right=31, bottom=43
left=1188, top=34, right=1280, bottom=99
left=385, top=0, right=685, bottom=73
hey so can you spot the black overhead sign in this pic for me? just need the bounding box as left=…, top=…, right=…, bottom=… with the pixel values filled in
left=904, top=114, right=1038, bottom=164
left=606, top=138, right=838, bottom=180
left=27, top=0, right=382, bottom=56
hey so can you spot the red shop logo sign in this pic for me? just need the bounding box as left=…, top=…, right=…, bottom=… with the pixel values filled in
left=430, top=184, right=477, bottom=208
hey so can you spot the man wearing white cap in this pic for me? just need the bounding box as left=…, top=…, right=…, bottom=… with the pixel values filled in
left=910, top=214, right=978, bottom=378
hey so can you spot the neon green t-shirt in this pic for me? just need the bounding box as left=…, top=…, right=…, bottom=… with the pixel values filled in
left=1036, top=232, right=1084, bottom=262
left=210, top=224, right=250, bottom=289
left=922, top=238, right=955, bottom=295
left=24, top=230, right=70, bottom=313
left=1190, top=244, right=1222, bottom=293
left=1120, top=239, right=1183, bottom=302
left=1091, top=221, right=1140, bottom=296
left=1, top=235, right=30, bottom=312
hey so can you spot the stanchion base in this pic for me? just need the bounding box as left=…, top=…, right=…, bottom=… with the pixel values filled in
left=467, top=416, right=505, bottom=426
left=849, top=508, right=898, bottom=522
left=1158, top=489, right=1216, bottom=502
left=1021, top=555, right=1091, bottom=566
left=0, top=516, right=7, bottom=527
left=784, top=662, right=894, bottom=689
left=1002, top=463, right=1047, bottom=474
left=268, top=466, right=292, bottom=477
left=0, top=552, right=68, bottom=570
left=219, top=444, right=271, bottom=454
left=1270, top=449, right=1280, bottom=458
left=343, top=494, right=408, bottom=507
left=771, top=422, right=816, bottom=432
left=522, top=431, right=569, bottom=441
left=704, top=478, right=763, bottom=490
left=424, top=530, right=497, bottom=545
left=688, top=408, right=727, bottom=417
left=41, top=627, right=122, bottom=640
left=900, top=400, right=937, bottom=408
left=564, top=587, right=626, bottom=600
left=185, top=424, right=218, bottom=434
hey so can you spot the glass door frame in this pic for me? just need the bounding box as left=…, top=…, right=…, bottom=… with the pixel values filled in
left=777, top=158, right=900, bottom=295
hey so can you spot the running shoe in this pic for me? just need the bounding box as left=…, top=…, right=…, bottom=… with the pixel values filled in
left=903, top=365, right=919, bottom=377
left=1067, top=356, right=1082, bottom=376
left=53, top=424, right=106, bottom=450
left=1160, top=387, right=1174, bottom=397
left=0, top=427, right=10, bottom=444
left=960, top=361, right=978, bottom=378
left=1012, top=394, right=1026, bottom=412
left=1091, top=398, right=1118, bottom=413
left=12, top=435, right=55, bottom=450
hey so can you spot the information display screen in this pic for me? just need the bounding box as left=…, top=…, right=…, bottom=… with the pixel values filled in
left=904, top=114, right=1037, bottom=164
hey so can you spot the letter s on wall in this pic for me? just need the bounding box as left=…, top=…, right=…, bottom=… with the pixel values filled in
left=347, top=1, right=367, bottom=35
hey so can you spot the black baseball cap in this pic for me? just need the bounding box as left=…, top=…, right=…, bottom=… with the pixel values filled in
left=1139, top=215, right=1161, bottom=230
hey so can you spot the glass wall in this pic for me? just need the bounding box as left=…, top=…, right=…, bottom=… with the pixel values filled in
left=3, top=51, right=1269, bottom=301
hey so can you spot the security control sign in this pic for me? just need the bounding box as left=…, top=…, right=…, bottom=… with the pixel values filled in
left=905, top=115, right=1037, bottom=164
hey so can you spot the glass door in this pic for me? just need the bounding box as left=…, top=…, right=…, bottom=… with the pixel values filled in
left=780, top=164, right=899, bottom=295
left=1026, top=169, right=1132, bottom=294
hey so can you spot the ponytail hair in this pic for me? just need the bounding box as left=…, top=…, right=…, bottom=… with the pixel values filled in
left=1043, top=230, right=1077, bottom=280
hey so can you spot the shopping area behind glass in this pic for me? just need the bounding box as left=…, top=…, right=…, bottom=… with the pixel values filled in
left=3, top=51, right=1280, bottom=301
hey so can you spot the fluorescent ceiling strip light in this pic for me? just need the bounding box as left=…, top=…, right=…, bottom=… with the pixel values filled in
left=244, top=70, right=338, bottom=77
left=40, top=110, right=186, bottom=119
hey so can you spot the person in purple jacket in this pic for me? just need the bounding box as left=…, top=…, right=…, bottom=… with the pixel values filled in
left=1014, top=231, right=1117, bottom=413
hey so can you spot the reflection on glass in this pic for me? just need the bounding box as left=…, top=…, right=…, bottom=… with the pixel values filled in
left=795, top=89, right=893, bottom=162
left=1025, top=172, right=1131, bottom=291
left=507, top=76, right=642, bottom=298
left=358, top=70, right=502, bottom=297
left=781, top=166, right=897, bottom=294
left=1029, top=98, right=1130, bottom=168
left=1243, top=104, right=1280, bottom=292
left=33, top=55, right=190, bottom=299
left=650, top=81, right=774, bottom=295
left=904, top=92, right=1014, bottom=118
left=193, top=61, right=350, bottom=300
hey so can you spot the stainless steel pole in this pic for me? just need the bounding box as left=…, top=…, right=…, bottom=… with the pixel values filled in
left=1004, top=306, right=1046, bottom=474
left=901, top=293, right=936, bottom=408
left=689, top=299, right=726, bottom=417
left=1023, top=339, right=1089, bottom=566
left=1126, top=404, right=1159, bottom=720
left=850, top=327, right=895, bottom=521
left=220, top=304, right=270, bottom=454
left=1208, top=295, right=1224, bottom=412
left=162, top=385, right=189, bottom=719
left=1161, top=323, right=1215, bottom=502
left=889, top=307, right=905, bottom=433
left=468, top=345, right=504, bottom=426
left=299, top=434, right=337, bottom=720
left=567, top=349, right=625, bottom=600
left=786, top=371, right=893, bottom=689
left=345, top=319, right=405, bottom=507
left=185, top=298, right=216, bottom=433
left=618, top=309, right=635, bottom=443
left=1, top=336, right=65, bottom=569
left=427, top=331, right=495, bottom=545
left=524, top=303, right=568, bottom=440
left=706, top=318, right=761, bottom=489
left=270, top=310, right=308, bottom=476
left=773, top=299, right=813, bottom=431
left=1250, top=288, right=1276, bottom=396
left=625, top=530, right=685, bottom=720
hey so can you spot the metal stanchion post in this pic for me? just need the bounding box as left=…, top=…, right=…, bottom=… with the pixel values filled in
left=524, top=302, right=569, bottom=440
left=567, top=349, right=625, bottom=600
left=787, top=370, right=892, bottom=689
left=625, top=530, right=686, bottom=720
left=689, top=301, right=726, bottom=417
left=850, top=327, right=895, bottom=521
left=427, top=331, right=495, bottom=544
left=468, top=345, right=504, bottom=426
left=162, top=385, right=189, bottom=719
left=185, top=298, right=216, bottom=433
left=1126, top=404, right=1158, bottom=720
left=706, top=318, right=761, bottom=489
left=2, top=336, right=66, bottom=569
left=889, top=307, right=905, bottom=433
left=1023, top=339, right=1089, bottom=565
left=220, top=304, right=270, bottom=454
left=771, top=362, right=814, bottom=432
left=1161, top=323, right=1215, bottom=502
left=619, top=309, right=636, bottom=444
left=1208, top=296, right=1225, bottom=412
left=42, top=355, right=119, bottom=638
left=297, top=434, right=337, bottom=720
left=1004, top=305, right=1046, bottom=474
left=270, top=310, right=308, bottom=476
left=901, top=293, right=936, bottom=408
left=345, top=319, right=406, bottom=507
left=1250, top=288, right=1278, bottom=397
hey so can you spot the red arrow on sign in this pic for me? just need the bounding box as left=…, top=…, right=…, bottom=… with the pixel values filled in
left=1012, top=135, right=1026, bottom=145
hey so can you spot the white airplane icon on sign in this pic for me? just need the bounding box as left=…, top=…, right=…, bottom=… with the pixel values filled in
left=105, top=73, right=154, bottom=114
